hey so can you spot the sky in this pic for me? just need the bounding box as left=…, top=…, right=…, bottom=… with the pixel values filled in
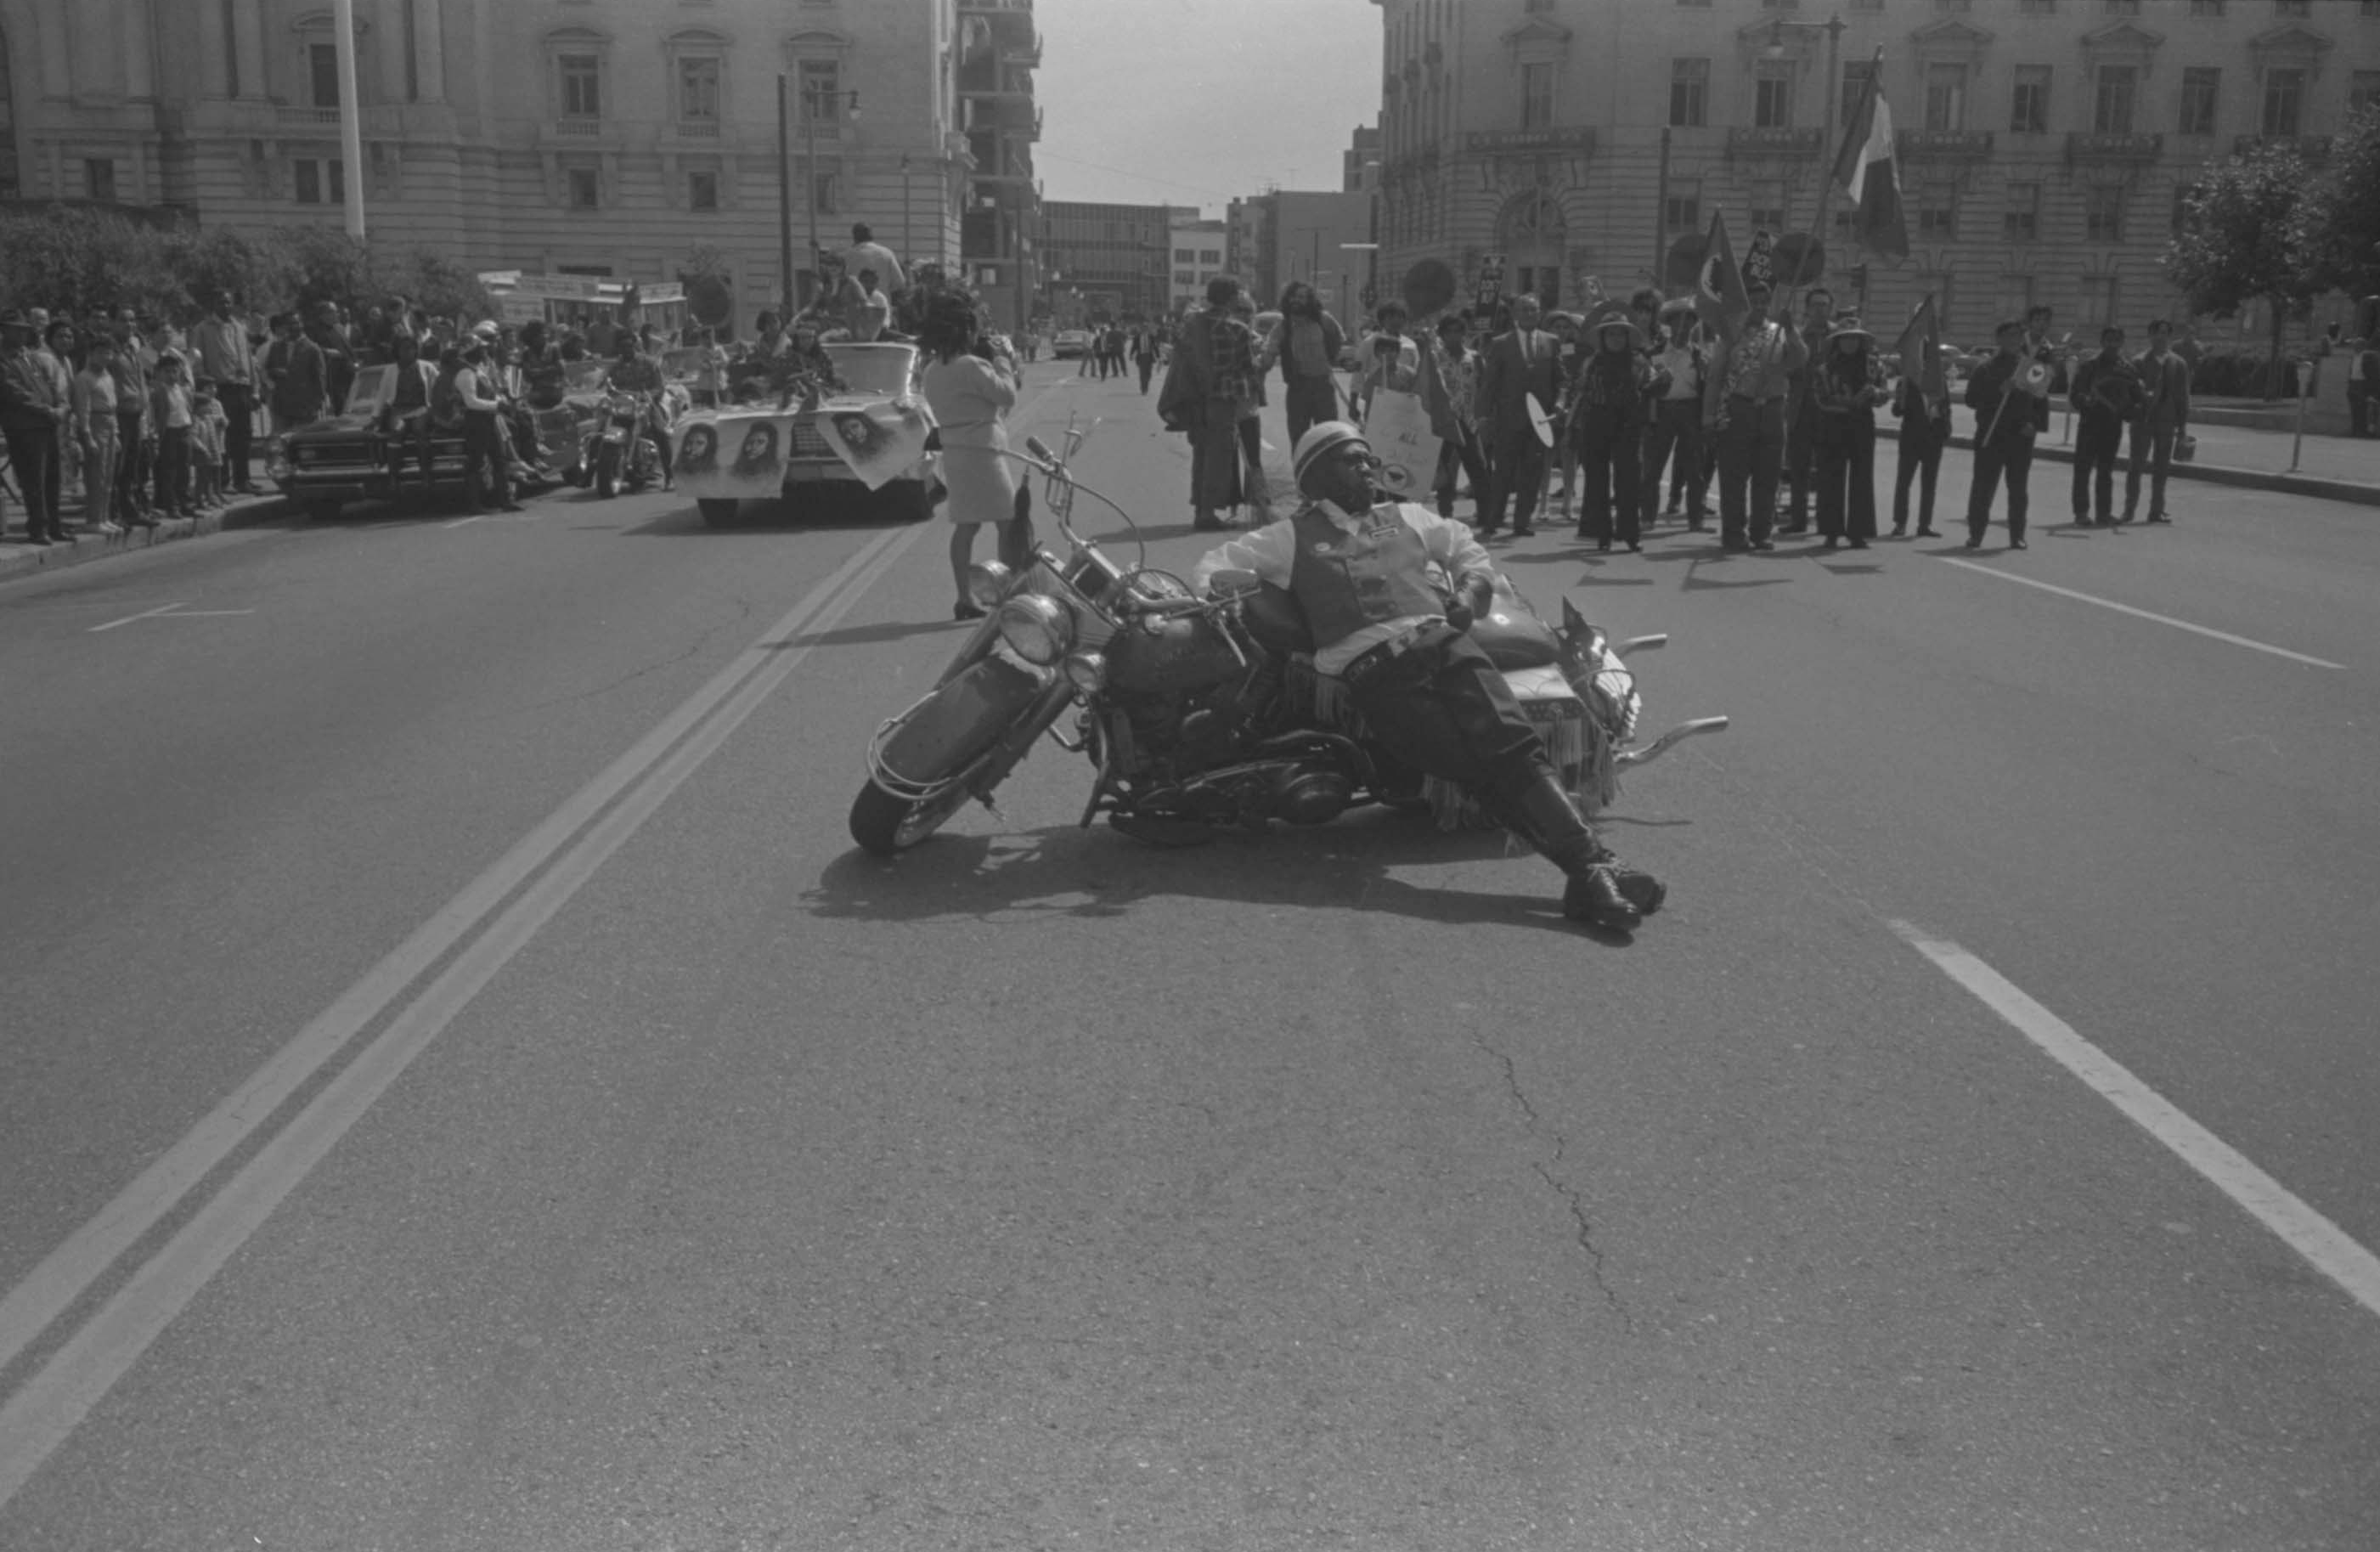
left=1029, top=0, right=1383, bottom=216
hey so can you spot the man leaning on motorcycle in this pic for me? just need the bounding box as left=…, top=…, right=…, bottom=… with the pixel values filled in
left=1190, top=421, right=1667, bottom=932
left=607, top=334, right=676, bottom=492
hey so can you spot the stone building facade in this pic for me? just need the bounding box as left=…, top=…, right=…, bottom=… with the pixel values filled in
left=1372, top=0, right=2380, bottom=340
left=0, top=0, right=990, bottom=334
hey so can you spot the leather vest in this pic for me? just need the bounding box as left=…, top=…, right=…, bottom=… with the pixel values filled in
left=1286, top=501, right=1445, bottom=650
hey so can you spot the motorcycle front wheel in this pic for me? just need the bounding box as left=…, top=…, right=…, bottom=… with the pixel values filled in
left=849, top=780, right=972, bottom=856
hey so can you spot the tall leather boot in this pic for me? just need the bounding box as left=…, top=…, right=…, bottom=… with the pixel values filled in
left=1498, top=772, right=1667, bottom=930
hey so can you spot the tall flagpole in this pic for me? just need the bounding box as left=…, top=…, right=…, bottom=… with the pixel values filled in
left=331, top=0, right=365, bottom=237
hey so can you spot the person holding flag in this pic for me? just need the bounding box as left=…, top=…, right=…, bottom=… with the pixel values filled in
left=1890, top=296, right=1953, bottom=538
left=1695, top=210, right=1805, bottom=553
left=1963, top=319, right=2053, bottom=550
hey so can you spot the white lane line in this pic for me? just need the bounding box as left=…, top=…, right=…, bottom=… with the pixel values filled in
left=0, top=519, right=922, bottom=1508
left=1937, top=558, right=2347, bottom=670
left=1890, top=919, right=2380, bottom=1323
left=0, top=522, right=919, bottom=1465
left=440, top=515, right=483, bottom=529
left=151, top=610, right=256, bottom=619
left=86, top=603, right=186, bottom=633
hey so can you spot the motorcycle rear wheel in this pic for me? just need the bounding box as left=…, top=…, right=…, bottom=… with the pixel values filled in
left=849, top=779, right=971, bottom=856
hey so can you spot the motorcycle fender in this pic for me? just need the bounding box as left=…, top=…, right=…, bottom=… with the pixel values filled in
left=876, top=655, right=1053, bottom=787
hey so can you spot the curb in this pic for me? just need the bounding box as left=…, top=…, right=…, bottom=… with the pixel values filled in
left=1878, top=425, right=2380, bottom=510
left=0, top=494, right=293, bottom=584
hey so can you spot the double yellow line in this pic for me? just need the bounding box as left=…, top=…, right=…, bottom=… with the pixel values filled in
left=0, top=520, right=922, bottom=1507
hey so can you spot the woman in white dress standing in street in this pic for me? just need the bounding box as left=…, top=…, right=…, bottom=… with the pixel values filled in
left=917, top=289, right=1023, bottom=619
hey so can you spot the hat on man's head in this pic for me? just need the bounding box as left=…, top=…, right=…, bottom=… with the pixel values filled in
left=0, top=309, right=31, bottom=331
left=472, top=319, right=499, bottom=341
left=1825, top=318, right=1875, bottom=346
left=1292, top=420, right=1370, bottom=483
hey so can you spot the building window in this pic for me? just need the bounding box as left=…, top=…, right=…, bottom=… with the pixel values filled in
left=2085, top=186, right=2126, bottom=241
left=1917, top=184, right=1957, bottom=239
left=1937, top=0, right=1972, bottom=12
left=307, top=42, right=343, bottom=110
left=1841, top=58, right=1875, bottom=128
left=2020, top=0, right=2056, bottom=14
left=2191, top=0, right=2225, bottom=14
left=84, top=157, right=117, bottom=201
left=1850, top=0, right=1882, bottom=11
left=559, top=54, right=601, bottom=119
left=2011, top=66, right=2051, bottom=132
left=689, top=170, right=718, bottom=210
left=2105, top=0, right=2140, bottom=14
left=2079, top=274, right=2120, bottom=325
left=1173, top=268, right=1193, bottom=285
left=2004, top=182, right=2041, bottom=240
left=2180, top=67, right=2220, bottom=135
left=292, top=157, right=344, bottom=206
left=1665, top=192, right=1700, bottom=229
left=567, top=166, right=600, bottom=207
left=1676, top=0, right=1712, bottom=7
left=1918, top=269, right=1955, bottom=335
left=1925, top=64, right=1967, bottom=131
left=1761, top=0, right=1800, bottom=8
left=2274, top=0, right=2309, bottom=16
left=2351, top=71, right=2380, bottom=116
left=1520, top=61, right=1554, bottom=129
left=1524, top=0, right=1555, bottom=11
left=1174, top=247, right=1193, bottom=262
left=2094, top=65, right=2137, bottom=133
left=1671, top=58, right=1708, bottom=127
left=679, top=56, right=720, bottom=123
left=2261, top=68, right=2304, bottom=136
left=1754, top=63, right=1794, bottom=127
left=1751, top=183, right=1785, bottom=231
left=813, top=171, right=838, bottom=212
left=799, top=59, right=842, bottom=123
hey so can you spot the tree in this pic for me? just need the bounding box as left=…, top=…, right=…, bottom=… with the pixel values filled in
left=2163, top=144, right=2323, bottom=399
left=2303, top=104, right=2380, bottom=304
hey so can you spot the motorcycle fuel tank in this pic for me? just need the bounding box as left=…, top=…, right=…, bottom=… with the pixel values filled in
left=1103, top=613, right=1247, bottom=696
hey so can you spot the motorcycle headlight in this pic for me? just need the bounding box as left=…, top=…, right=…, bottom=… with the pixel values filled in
left=965, top=561, right=1013, bottom=608
left=995, top=594, right=1074, bottom=666
left=1062, top=651, right=1107, bottom=692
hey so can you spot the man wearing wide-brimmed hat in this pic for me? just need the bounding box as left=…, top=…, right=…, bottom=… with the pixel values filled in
left=0, top=308, right=69, bottom=545
left=1569, top=308, right=1658, bottom=551
left=1189, top=420, right=1669, bottom=933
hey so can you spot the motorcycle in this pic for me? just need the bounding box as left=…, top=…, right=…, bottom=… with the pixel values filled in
left=847, top=426, right=1727, bottom=858
left=585, top=390, right=667, bottom=498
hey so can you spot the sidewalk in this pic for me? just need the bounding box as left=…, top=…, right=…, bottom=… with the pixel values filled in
left=1, top=490, right=291, bottom=584
left=1885, top=403, right=2380, bottom=509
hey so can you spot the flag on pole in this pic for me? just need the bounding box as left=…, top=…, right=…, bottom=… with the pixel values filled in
left=1895, top=293, right=1944, bottom=409
left=1833, top=50, right=1909, bottom=262
left=1692, top=209, right=1751, bottom=420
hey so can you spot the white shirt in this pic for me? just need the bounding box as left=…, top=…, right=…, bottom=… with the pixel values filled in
left=1193, top=497, right=1492, bottom=674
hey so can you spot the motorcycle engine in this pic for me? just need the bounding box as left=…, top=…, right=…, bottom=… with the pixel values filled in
left=1269, top=762, right=1353, bottom=826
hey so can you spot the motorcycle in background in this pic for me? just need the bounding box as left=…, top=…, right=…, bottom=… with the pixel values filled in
left=586, top=390, right=669, bottom=498
left=848, top=426, right=1726, bottom=857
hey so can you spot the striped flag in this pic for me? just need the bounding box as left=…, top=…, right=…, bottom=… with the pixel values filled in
left=1834, top=50, right=1910, bottom=262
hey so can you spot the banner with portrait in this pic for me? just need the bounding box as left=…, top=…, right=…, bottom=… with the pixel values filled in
left=673, top=412, right=797, bottom=502
left=815, top=398, right=936, bottom=490
left=1362, top=387, right=1443, bottom=499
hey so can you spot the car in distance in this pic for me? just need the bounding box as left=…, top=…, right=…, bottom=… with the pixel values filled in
left=1052, top=329, right=1093, bottom=359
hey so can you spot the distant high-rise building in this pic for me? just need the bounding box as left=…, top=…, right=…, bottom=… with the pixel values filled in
left=1345, top=124, right=1383, bottom=193
left=1041, top=199, right=1172, bottom=321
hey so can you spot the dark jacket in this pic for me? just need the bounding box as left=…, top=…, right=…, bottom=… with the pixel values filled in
left=2069, top=352, right=2145, bottom=427
left=1893, top=379, right=1953, bottom=447
left=2135, top=350, right=2191, bottom=431
left=1965, top=352, right=2049, bottom=450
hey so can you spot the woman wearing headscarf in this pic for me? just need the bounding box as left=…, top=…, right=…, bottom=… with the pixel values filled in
left=1812, top=319, right=1887, bottom=550
left=918, top=287, right=1025, bottom=618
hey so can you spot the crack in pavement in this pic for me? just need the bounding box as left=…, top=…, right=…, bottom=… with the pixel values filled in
left=1475, top=1036, right=1633, bottom=1330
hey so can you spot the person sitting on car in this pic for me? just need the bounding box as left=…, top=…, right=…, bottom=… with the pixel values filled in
left=382, top=332, right=439, bottom=494
left=1190, top=420, right=1667, bottom=932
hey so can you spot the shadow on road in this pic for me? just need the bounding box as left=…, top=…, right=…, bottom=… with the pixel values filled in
left=804, top=813, right=1640, bottom=943
left=619, top=503, right=924, bottom=537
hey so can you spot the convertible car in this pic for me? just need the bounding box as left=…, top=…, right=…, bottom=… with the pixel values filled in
left=674, top=342, right=939, bottom=528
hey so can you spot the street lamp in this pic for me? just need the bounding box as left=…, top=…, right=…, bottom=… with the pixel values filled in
left=779, top=76, right=860, bottom=317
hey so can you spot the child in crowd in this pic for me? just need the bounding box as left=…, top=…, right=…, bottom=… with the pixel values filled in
left=191, top=377, right=229, bottom=509
left=149, top=349, right=199, bottom=519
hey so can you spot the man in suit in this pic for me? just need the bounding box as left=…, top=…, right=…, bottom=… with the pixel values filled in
left=1474, top=293, right=1560, bottom=538
left=2067, top=325, right=2142, bottom=527
left=2124, top=319, right=2191, bottom=524
left=1963, top=319, right=2049, bottom=550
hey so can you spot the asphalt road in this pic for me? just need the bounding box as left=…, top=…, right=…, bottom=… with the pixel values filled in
left=2, top=360, right=2377, bottom=1550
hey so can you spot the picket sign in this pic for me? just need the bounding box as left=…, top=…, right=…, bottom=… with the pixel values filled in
left=1363, top=387, right=1444, bottom=499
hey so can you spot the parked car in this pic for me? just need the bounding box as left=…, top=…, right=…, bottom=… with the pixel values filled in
left=268, top=362, right=580, bottom=520
left=679, top=341, right=939, bottom=528
left=1052, top=329, right=1093, bottom=358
